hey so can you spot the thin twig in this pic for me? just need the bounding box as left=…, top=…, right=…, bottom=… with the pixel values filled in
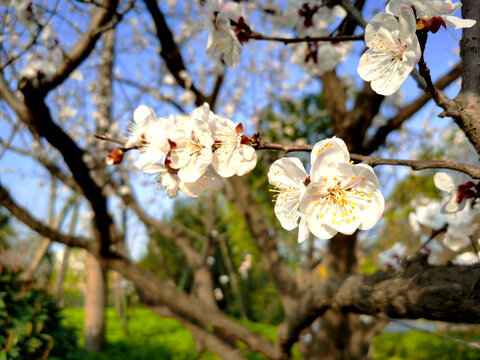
left=94, top=135, right=480, bottom=179
left=416, top=30, right=458, bottom=114
left=416, top=225, right=447, bottom=253
left=244, top=32, right=364, bottom=44
left=255, top=141, right=480, bottom=179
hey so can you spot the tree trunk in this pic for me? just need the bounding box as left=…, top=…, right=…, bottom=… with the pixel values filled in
left=85, top=252, right=107, bottom=353
left=53, top=246, right=70, bottom=307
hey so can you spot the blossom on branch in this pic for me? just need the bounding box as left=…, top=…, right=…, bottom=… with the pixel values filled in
left=268, top=138, right=384, bottom=241
left=212, top=119, right=257, bottom=177
left=285, top=0, right=346, bottom=37
left=268, top=157, right=310, bottom=243
left=168, top=104, right=216, bottom=183
left=386, top=0, right=476, bottom=31
left=378, top=242, right=406, bottom=270
left=357, top=6, right=421, bottom=96
left=291, top=38, right=351, bottom=76
left=205, top=0, right=250, bottom=67
left=300, top=139, right=384, bottom=239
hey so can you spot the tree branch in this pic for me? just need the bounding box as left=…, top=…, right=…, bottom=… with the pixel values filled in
left=278, top=261, right=480, bottom=355
left=0, top=183, right=92, bottom=251
left=255, top=141, right=480, bottom=178
left=142, top=0, right=208, bottom=106
left=1, top=182, right=278, bottom=359
left=37, top=0, right=120, bottom=94
left=243, top=32, right=364, bottom=44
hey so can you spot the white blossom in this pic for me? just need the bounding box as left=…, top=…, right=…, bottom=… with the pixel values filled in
left=205, top=0, right=249, bottom=67
left=300, top=141, right=384, bottom=239
left=386, top=0, right=476, bottom=30
left=357, top=6, right=421, bottom=96
left=125, top=105, right=157, bottom=148
left=378, top=242, right=406, bottom=270
left=434, top=171, right=470, bottom=213
left=285, top=0, right=346, bottom=37
left=169, top=104, right=216, bottom=182
left=212, top=119, right=257, bottom=177
left=443, top=224, right=473, bottom=252
left=452, top=252, right=479, bottom=265
left=291, top=40, right=351, bottom=76
left=268, top=157, right=310, bottom=243
left=413, top=201, right=447, bottom=230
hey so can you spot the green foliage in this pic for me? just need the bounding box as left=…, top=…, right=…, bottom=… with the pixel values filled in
left=0, top=267, right=83, bottom=360
left=0, top=209, right=13, bottom=249
left=261, top=94, right=333, bottom=144
left=373, top=330, right=480, bottom=360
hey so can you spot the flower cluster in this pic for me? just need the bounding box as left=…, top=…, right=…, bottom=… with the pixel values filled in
left=124, top=103, right=257, bottom=198
left=205, top=0, right=251, bottom=67
left=378, top=242, right=407, bottom=270
left=286, top=1, right=350, bottom=76
left=358, top=0, right=475, bottom=96
left=408, top=172, right=480, bottom=257
left=268, top=138, right=384, bottom=242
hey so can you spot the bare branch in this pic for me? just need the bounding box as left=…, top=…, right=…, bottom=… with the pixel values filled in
left=142, top=0, right=208, bottom=106
left=255, top=141, right=480, bottom=178
left=37, top=0, right=120, bottom=94
left=244, top=32, right=364, bottom=44
left=0, top=183, right=92, bottom=251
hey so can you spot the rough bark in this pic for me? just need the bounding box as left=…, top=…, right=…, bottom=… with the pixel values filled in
left=452, top=0, right=480, bottom=154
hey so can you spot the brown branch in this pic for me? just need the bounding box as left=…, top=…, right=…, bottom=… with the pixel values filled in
left=255, top=141, right=480, bottom=178
left=37, top=0, right=120, bottom=94
left=451, top=0, right=480, bottom=154
left=0, top=183, right=92, bottom=251
left=277, top=261, right=480, bottom=355
left=103, top=257, right=279, bottom=359
left=226, top=176, right=299, bottom=313
left=416, top=31, right=458, bottom=115
left=120, top=190, right=217, bottom=307
left=142, top=0, right=207, bottom=106
left=244, top=32, right=364, bottom=44
left=363, top=63, right=462, bottom=154
left=16, top=84, right=119, bottom=257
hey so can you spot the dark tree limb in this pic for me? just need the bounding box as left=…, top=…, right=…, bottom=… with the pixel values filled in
left=37, top=0, right=120, bottom=94
left=243, top=32, right=363, bottom=44
left=451, top=0, right=480, bottom=154
left=277, top=261, right=480, bottom=356
left=0, top=184, right=92, bottom=251
left=142, top=0, right=208, bottom=105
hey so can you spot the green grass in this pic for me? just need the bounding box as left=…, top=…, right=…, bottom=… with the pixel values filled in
left=62, top=307, right=219, bottom=360
left=372, top=330, right=480, bottom=360
left=62, top=308, right=480, bottom=360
